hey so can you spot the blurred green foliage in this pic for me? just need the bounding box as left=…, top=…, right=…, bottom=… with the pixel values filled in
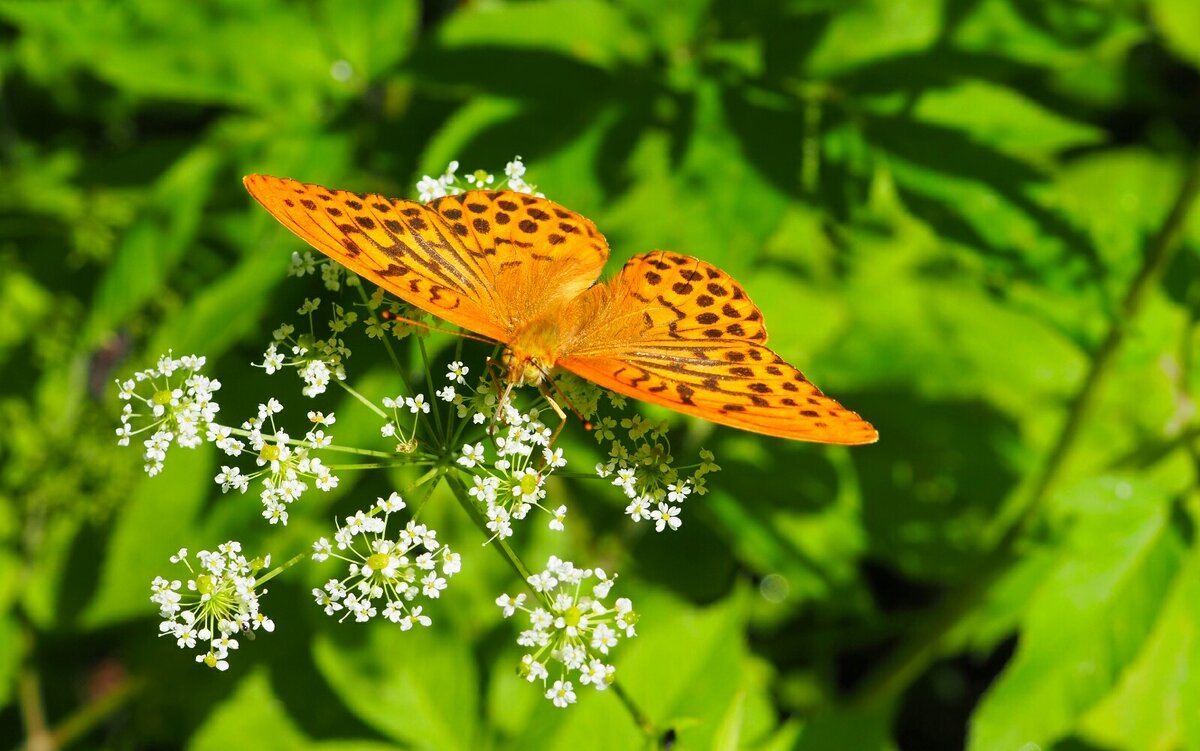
left=1, top=0, right=1200, bottom=749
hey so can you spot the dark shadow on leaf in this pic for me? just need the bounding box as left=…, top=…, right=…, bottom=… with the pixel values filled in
left=848, top=390, right=1021, bottom=582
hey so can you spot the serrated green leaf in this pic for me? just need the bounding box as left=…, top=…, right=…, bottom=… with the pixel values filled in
left=967, top=478, right=1185, bottom=751
left=1078, top=541, right=1200, bottom=750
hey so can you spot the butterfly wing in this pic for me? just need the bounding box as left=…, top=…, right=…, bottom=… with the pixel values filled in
left=555, top=252, right=878, bottom=444
left=244, top=175, right=609, bottom=341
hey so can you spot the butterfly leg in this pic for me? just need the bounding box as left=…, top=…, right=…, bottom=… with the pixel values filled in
left=538, top=384, right=569, bottom=448
left=483, top=356, right=512, bottom=437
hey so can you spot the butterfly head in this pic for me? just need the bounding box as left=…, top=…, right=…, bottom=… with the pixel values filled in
left=500, top=348, right=552, bottom=387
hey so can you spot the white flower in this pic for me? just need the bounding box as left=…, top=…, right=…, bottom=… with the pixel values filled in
left=546, top=680, right=576, bottom=708
left=459, top=442, right=485, bottom=468
left=151, top=542, right=271, bottom=670
left=405, top=394, right=430, bottom=414
left=650, top=503, right=682, bottom=532
left=446, top=361, right=469, bottom=384
left=312, top=501, right=458, bottom=627
left=496, top=593, right=527, bottom=617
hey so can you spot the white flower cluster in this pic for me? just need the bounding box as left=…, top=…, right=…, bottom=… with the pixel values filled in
left=210, top=400, right=340, bottom=525
left=380, top=392, right=431, bottom=453
left=496, top=557, right=637, bottom=708
left=258, top=301, right=351, bottom=397
left=311, top=494, right=461, bottom=630
left=115, top=352, right=221, bottom=476
left=595, top=415, right=721, bottom=532
left=150, top=541, right=274, bottom=671
left=459, top=401, right=568, bottom=540
left=416, top=156, right=541, bottom=202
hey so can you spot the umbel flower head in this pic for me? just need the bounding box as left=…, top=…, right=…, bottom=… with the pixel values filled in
left=116, top=352, right=221, bottom=476
left=311, top=493, right=461, bottom=630
left=150, top=541, right=273, bottom=671
left=497, top=556, right=637, bottom=707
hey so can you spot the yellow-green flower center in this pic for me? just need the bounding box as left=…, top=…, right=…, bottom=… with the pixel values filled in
left=259, top=444, right=280, bottom=462
left=366, top=552, right=391, bottom=574
left=196, top=574, right=215, bottom=595
left=152, top=389, right=173, bottom=406
left=519, top=473, right=540, bottom=496
left=563, top=606, right=582, bottom=627
left=472, top=169, right=490, bottom=183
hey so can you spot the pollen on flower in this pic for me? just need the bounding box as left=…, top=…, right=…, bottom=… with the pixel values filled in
left=497, top=557, right=635, bottom=706
left=150, top=541, right=273, bottom=671
left=311, top=495, right=459, bottom=629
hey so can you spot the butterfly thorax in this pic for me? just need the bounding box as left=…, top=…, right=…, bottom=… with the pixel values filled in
left=502, top=316, right=562, bottom=386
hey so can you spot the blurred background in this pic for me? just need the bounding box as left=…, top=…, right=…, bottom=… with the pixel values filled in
left=2, top=0, right=1200, bottom=749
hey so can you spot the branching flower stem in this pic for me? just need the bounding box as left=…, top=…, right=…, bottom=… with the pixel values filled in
left=848, top=148, right=1200, bottom=710
left=444, top=472, right=659, bottom=740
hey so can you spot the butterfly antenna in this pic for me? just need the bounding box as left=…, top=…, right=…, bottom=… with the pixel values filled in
left=375, top=308, right=494, bottom=344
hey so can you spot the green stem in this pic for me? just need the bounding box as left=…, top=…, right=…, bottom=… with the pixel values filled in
left=255, top=551, right=307, bottom=588
left=444, top=473, right=536, bottom=587
left=416, top=336, right=447, bottom=442
left=325, top=460, right=438, bottom=471
left=610, top=680, right=658, bottom=741
left=355, top=281, right=412, bottom=394
left=847, top=148, right=1200, bottom=710
left=335, top=380, right=389, bottom=420
left=225, top=426, right=399, bottom=459
left=444, top=473, right=658, bottom=740
left=51, top=674, right=143, bottom=749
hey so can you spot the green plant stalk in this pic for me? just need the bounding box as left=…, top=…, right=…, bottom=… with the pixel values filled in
left=443, top=472, right=659, bottom=740
left=847, top=148, right=1200, bottom=710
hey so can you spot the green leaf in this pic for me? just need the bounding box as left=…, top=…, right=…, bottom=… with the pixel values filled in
left=911, top=81, right=1103, bottom=160
left=188, top=669, right=308, bottom=751
left=1148, top=0, right=1200, bottom=70
left=0, top=0, right=349, bottom=113
left=1078, top=541, right=1200, bottom=750
left=313, top=621, right=479, bottom=749
left=434, top=0, right=649, bottom=70
left=805, top=0, right=943, bottom=76
left=81, top=444, right=213, bottom=628
left=83, top=144, right=221, bottom=349
left=316, top=0, right=419, bottom=83
left=967, top=477, right=1186, bottom=751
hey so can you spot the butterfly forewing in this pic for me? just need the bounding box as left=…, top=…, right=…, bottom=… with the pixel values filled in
left=244, top=175, right=609, bottom=342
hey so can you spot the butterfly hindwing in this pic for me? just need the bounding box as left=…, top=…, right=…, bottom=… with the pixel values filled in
left=556, top=252, right=878, bottom=444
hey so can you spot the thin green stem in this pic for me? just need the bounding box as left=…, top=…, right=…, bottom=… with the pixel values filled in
left=847, top=147, right=1200, bottom=710
left=335, top=380, right=389, bottom=420
left=51, top=674, right=143, bottom=749
left=355, top=281, right=412, bottom=393
left=255, top=551, right=307, bottom=588
left=444, top=473, right=536, bottom=587
left=324, top=460, right=438, bottom=471
left=444, top=473, right=658, bottom=740
left=224, top=426, right=400, bottom=459
left=610, top=680, right=658, bottom=741
left=416, top=336, right=446, bottom=441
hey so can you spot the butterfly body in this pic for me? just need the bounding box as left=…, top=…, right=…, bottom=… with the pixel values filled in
left=244, top=175, right=878, bottom=445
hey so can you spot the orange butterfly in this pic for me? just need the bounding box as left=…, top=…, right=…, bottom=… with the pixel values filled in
left=243, top=176, right=877, bottom=445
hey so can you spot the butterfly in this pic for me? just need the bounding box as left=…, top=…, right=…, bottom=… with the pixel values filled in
left=243, top=175, right=878, bottom=445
